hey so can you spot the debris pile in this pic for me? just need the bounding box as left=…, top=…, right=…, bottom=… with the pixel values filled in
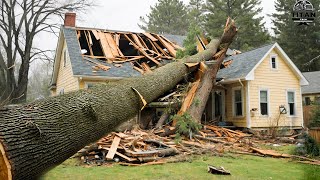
left=76, top=125, right=253, bottom=166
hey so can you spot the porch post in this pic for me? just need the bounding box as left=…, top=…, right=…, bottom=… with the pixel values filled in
left=246, top=81, right=251, bottom=128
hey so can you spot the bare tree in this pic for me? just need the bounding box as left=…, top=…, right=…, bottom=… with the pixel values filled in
left=0, top=0, right=93, bottom=104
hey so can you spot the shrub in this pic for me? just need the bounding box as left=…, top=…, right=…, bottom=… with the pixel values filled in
left=173, top=113, right=202, bottom=141
left=294, top=133, right=320, bottom=157
left=309, top=104, right=320, bottom=128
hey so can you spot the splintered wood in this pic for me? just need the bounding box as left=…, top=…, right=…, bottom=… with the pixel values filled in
left=77, top=126, right=253, bottom=166
left=77, top=29, right=182, bottom=74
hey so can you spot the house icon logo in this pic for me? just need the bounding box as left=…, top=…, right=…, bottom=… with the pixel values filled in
left=292, top=0, right=316, bottom=25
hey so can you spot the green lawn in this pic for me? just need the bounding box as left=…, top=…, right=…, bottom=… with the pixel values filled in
left=42, top=154, right=320, bottom=180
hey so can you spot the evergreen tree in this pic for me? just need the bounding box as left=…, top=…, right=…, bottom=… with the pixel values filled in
left=272, top=0, right=320, bottom=71
left=138, top=0, right=189, bottom=35
left=205, top=0, right=270, bottom=50
left=188, top=0, right=206, bottom=28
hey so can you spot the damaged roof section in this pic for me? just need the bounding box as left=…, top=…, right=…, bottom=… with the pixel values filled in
left=75, top=27, right=183, bottom=76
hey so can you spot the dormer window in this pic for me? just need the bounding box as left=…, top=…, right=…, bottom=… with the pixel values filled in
left=270, top=55, right=277, bottom=69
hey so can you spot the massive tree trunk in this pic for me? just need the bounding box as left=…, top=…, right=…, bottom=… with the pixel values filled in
left=186, top=19, right=237, bottom=122
left=0, top=20, right=236, bottom=180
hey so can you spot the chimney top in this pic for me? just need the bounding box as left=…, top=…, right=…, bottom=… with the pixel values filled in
left=64, top=12, right=76, bottom=27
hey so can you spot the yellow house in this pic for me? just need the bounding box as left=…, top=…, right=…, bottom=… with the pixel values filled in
left=301, top=71, right=320, bottom=105
left=209, top=43, right=309, bottom=129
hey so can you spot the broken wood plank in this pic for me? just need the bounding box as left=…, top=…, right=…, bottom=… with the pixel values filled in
left=104, top=33, right=120, bottom=57
left=133, top=66, right=144, bottom=74
left=147, top=39, right=161, bottom=54
left=98, top=31, right=114, bottom=59
left=91, top=30, right=100, bottom=40
left=194, top=135, right=231, bottom=145
left=159, top=35, right=183, bottom=50
left=123, top=34, right=161, bottom=66
left=102, top=147, right=137, bottom=162
left=155, top=35, right=177, bottom=57
left=106, top=135, right=121, bottom=160
left=84, top=31, right=93, bottom=56
left=142, top=32, right=158, bottom=41
left=141, top=62, right=152, bottom=73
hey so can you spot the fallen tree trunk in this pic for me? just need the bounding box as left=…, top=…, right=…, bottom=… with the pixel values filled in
left=0, top=20, right=236, bottom=179
left=186, top=18, right=237, bottom=122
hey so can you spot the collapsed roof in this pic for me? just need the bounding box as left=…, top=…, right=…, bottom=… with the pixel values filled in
left=51, top=27, right=185, bottom=86
left=76, top=27, right=183, bottom=75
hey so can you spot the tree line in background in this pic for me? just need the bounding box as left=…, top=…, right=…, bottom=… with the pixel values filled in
left=139, top=0, right=320, bottom=71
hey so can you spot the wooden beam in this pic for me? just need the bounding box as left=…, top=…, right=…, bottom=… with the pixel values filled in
left=84, top=31, right=93, bottom=56
left=156, top=35, right=177, bottom=57
left=106, top=135, right=121, bottom=160
left=142, top=32, right=158, bottom=41
left=104, top=33, right=120, bottom=57
left=97, top=31, right=114, bottom=59
left=91, top=30, right=100, bottom=40
left=123, top=34, right=161, bottom=66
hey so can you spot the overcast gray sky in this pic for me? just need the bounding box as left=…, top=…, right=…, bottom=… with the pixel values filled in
left=77, top=0, right=276, bottom=32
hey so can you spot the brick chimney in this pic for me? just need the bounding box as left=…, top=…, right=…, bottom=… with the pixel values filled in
left=64, top=12, right=76, bottom=27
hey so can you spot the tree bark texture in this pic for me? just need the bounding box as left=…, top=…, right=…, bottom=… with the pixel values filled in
left=0, top=36, right=227, bottom=179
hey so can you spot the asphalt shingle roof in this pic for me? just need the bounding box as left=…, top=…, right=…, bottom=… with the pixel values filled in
left=302, top=71, right=320, bottom=94
left=217, top=44, right=274, bottom=80
left=162, top=34, right=186, bottom=47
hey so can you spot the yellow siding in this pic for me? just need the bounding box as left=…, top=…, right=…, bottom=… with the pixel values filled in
left=249, top=49, right=303, bottom=128
left=55, top=40, right=79, bottom=95
left=225, top=81, right=247, bottom=127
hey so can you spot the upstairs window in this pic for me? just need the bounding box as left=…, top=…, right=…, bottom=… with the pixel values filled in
left=287, top=91, right=295, bottom=115
left=233, top=89, right=243, bottom=116
left=270, top=55, right=277, bottom=69
left=63, top=49, right=67, bottom=67
left=260, top=90, right=268, bottom=115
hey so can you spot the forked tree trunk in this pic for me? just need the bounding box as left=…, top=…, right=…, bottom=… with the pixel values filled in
left=186, top=19, right=237, bottom=122
left=0, top=20, right=236, bottom=180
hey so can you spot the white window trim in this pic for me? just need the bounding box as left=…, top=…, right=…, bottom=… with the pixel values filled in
left=232, top=86, right=244, bottom=118
left=259, top=88, right=270, bottom=117
left=286, top=89, right=297, bottom=117
left=270, top=54, right=278, bottom=70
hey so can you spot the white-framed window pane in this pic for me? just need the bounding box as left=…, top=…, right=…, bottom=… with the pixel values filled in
left=260, top=91, right=267, bottom=102
left=271, top=57, right=276, bottom=68
left=260, top=90, right=268, bottom=115
left=287, top=91, right=295, bottom=115
left=288, top=92, right=294, bottom=103
left=234, top=89, right=242, bottom=116
left=235, top=90, right=241, bottom=102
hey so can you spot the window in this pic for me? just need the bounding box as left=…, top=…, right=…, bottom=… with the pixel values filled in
left=287, top=91, right=295, bottom=115
left=63, top=49, right=67, bottom=67
left=233, top=89, right=243, bottom=116
left=270, top=55, right=277, bottom=69
left=305, top=97, right=311, bottom=105
left=315, top=97, right=320, bottom=104
left=260, top=90, right=268, bottom=115
left=59, top=89, right=64, bottom=95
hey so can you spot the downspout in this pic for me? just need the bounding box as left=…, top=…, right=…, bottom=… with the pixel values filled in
left=300, top=86, right=304, bottom=128
left=246, top=81, right=251, bottom=128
